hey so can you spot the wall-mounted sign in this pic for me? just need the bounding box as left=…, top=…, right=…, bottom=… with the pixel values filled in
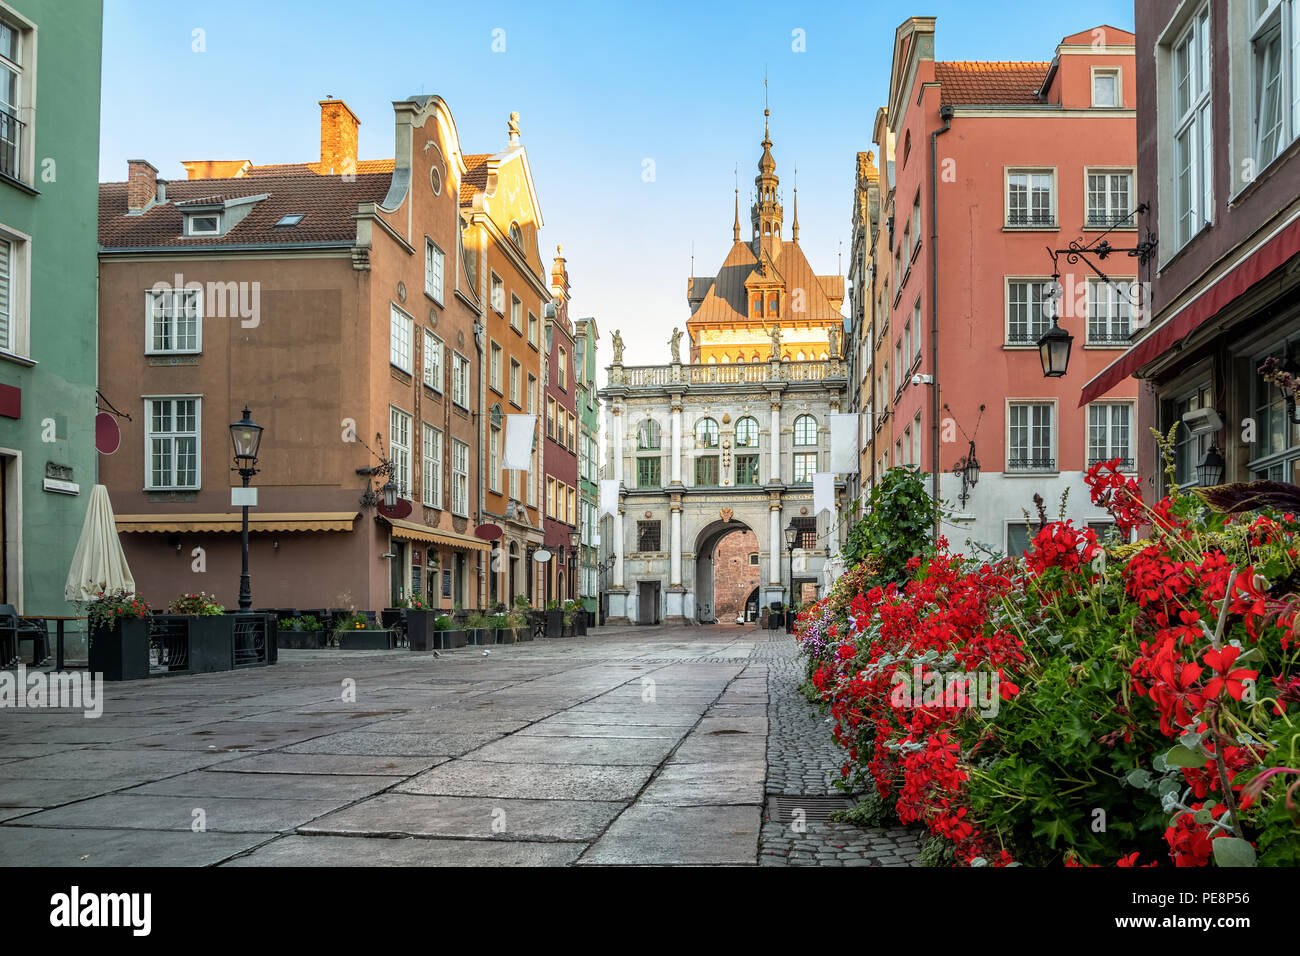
left=231, top=486, right=258, bottom=507
left=95, top=413, right=121, bottom=454
left=42, top=478, right=79, bottom=495
left=533, top=549, right=551, bottom=563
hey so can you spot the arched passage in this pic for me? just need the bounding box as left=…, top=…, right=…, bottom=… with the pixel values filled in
left=693, top=519, right=759, bottom=623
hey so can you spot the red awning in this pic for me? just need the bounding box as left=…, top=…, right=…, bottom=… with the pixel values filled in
left=1079, top=215, right=1300, bottom=406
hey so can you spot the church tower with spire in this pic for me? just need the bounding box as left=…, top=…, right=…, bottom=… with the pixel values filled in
left=686, top=110, right=845, bottom=365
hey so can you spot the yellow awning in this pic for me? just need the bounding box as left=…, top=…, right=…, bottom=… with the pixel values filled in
left=116, top=512, right=359, bottom=533
left=382, top=517, right=491, bottom=552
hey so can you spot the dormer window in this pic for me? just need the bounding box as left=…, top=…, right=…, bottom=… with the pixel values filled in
left=768, top=292, right=779, bottom=317
left=509, top=221, right=524, bottom=248
left=185, top=213, right=220, bottom=236
left=751, top=293, right=763, bottom=317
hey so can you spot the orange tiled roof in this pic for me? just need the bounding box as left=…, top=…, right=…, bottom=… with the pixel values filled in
left=99, top=171, right=393, bottom=248
left=933, top=61, right=1050, bottom=106
left=459, top=153, right=491, bottom=206
left=236, top=159, right=396, bottom=178
left=687, top=238, right=842, bottom=325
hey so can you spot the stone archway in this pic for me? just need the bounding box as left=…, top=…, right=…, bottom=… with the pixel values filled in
left=693, top=519, right=758, bottom=623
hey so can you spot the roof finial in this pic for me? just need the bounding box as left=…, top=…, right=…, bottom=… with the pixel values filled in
left=763, top=71, right=771, bottom=144
left=792, top=165, right=799, bottom=243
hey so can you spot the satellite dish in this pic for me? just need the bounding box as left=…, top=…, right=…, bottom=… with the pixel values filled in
left=534, top=549, right=552, bottom=563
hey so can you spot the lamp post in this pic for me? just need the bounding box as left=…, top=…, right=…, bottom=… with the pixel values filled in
left=229, top=407, right=263, bottom=611
left=784, top=520, right=797, bottom=633
left=568, top=530, right=580, bottom=602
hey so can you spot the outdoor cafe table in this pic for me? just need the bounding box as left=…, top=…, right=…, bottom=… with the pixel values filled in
left=22, top=615, right=86, bottom=670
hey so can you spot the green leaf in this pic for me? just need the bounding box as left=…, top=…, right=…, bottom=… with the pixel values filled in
left=1152, top=753, right=1169, bottom=773
left=1192, top=808, right=1214, bottom=825
left=1212, top=838, right=1257, bottom=868
left=1178, top=730, right=1203, bottom=749
left=1126, top=769, right=1152, bottom=789
left=1164, top=745, right=1207, bottom=769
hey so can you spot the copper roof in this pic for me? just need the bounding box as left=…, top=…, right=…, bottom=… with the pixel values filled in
left=933, top=61, right=1050, bottom=106
left=687, top=238, right=842, bottom=325
left=99, top=171, right=393, bottom=248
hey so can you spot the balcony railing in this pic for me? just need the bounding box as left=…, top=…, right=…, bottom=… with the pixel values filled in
left=608, top=359, right=846, bottom=389
left=1006, top=213, right=1056, bottom=228
left=0, top=110, right=22, bottom=181
left=1006, top=457, right=1057, bottom=472
left=1086, top=330, right=1132, bottom=346
left=1007, top=328, right=1051, bottom=346
left=1088, top=456, right=1134, bottom=472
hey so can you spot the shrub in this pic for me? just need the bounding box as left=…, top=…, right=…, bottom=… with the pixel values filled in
left=85, top=590, right=151, bottom=631
left=841, top=466, right=940, bottom=589
left=798, top=455, right=1300, bottom=867
left=167, top=592, right=224, bottom=615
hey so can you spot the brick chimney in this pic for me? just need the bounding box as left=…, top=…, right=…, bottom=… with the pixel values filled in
left=127, top=159, right=158, bottom=211
left=319, top=98, right=360, bottom=176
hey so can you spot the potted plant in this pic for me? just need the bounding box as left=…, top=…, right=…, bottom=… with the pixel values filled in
left=333, top=612, right=396, bottom=649
left=166, top=591, right=234, bottom=673
left=545, top=599, right=564, bottom=638
left=85, top=589, right=152, bottom=681
left=277, top=613, right=324, bottom=649
left=433, top=612, right=467, bottom=650
left=465, top=611, right=493, bottom=646
left=561, top=600, right=579, bottom=637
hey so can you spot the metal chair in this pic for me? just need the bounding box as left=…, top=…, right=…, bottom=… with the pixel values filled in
left=0, top=605, right=49, bottom=666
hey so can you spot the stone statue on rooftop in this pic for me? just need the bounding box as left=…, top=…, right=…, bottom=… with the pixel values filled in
left=611, top=329, right=624, bottom=365
left=769, top=325, right=781, bottom=360
left=669, top=327, right=682, bottom=364
left=828, top=324, right=839, bottom=359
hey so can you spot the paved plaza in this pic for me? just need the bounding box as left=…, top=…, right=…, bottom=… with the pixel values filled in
left=0, top=625, right=920, bottom=866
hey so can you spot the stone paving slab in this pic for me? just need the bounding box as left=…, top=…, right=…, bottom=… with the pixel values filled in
left=578, top=804, right=760, bottom=865
left=515, top=721, right=682, bottom=739
left=468, top=733, right=677, bottom=766
left=397, top=760, right=655, bottom=802
left=5, top=748, right=238, bottom=781
left=122, top=770, right=394, bottom=802
left=209, top=753, right=442, bottom=776
left=300, top=793, right=623, bottom=842
left=221, top=835, right=585, bottom=867
left=283, top=731, right=501, bottom=756
left=0, top=826, right=268, bottom=867
left=9, top=794, right=348, bottom=833
left=639, top=763, right=766, bottom=807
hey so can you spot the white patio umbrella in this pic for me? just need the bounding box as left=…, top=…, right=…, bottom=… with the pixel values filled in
left=64, top=484, right=136, bottom=602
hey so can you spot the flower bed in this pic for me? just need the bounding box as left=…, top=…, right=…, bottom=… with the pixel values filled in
left=797, top=461, right=1300, bottom=867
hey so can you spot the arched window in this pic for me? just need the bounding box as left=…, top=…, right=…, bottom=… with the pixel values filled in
left=720, top=354, right=730, bottom=363
left=797, top=351, right=805, bottom=361
left=695, top=417, right=719, bottom=448
left=734, top=416, right=760, bottom=447
left=819, top=351, right=828, bottom=360
left=509, top=221, right=524, bottom=247
left=794, top=414, right=818, bottom=446
left=737, top=355, right=746, bottom=365
left=637, top=419, right=661, bottom=450
left=752, top=353, right=761, bottom=363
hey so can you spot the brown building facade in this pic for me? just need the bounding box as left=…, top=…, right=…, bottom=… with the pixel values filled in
left=98, top=95, right=491, bottom=614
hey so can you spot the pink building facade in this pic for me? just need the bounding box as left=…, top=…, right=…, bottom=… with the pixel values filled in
left=875, top=17, right=1140, bottom=555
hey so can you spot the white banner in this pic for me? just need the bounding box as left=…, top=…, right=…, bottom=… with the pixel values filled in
left=599, top=478, right=620, bottom=518
left=503, top=414, right=537, bottom=471
left=830, top=413, right=859, bottom=475
left=813, top=472, right=835, bottom=518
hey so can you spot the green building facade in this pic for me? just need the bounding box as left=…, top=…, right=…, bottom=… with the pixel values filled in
left=0, top=0, right=102, bottom=620
left=574, top=316, right=600, bottom=617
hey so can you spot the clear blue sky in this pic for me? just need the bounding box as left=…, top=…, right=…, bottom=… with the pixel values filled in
left=101, top=0, right=1136, bottom=384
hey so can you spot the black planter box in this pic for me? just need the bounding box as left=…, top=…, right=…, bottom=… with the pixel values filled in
left=188, top=615, right=235, bottom=673
left=337, top=629, right=397, bottom=650
left=466, top=628, right=494, bottom=646
left=88, top=617, right=151, bottom=681
left=436, top=628, right=468, bottom=650
left=493, top=627, right=515, bottom=644
left=561, top=622, right=575, bottom=637
left=545, top=610, right=563, bottom=638
left=576, top=612, right=588, bottom=636
left=277, top=629, right=325, bottom=649
left=406, top=610, right=437, bottom=651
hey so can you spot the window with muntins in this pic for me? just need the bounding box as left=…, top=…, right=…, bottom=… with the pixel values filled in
left=695, top=417, right=719, bottom=448
left=734, top=416, right=759, bottom=447
left=1006, top=170, right=1055, bottom=227
left=451, top=439, right=469, bottom=516
left=1086, top=171, right=1133, bottom=228
left=637, top=520, right=661, bottom=552
left=146, top=398, right=200, bottom=489
left=390, top=305, right=413, bottom=373
left=147, top=288, right=201, bottom=354
left=425, top=240, right=444, bottom=302
left=1088, top=403, right=1133, bottom=471
left=1171, top=6, right=1213, bottom=248
left=423, top=330, right=443, bottom=391
left=422, top=424, right=442, bottom=508
left=793, top=414, right=817, bottom=446
left=390, top=407, right=412, bottom=498
left=638, top=419, right=662, bottom=450
left=1087, top=279, right=1133, bottom=345
left=793, top=451, right=817, bottom=482
left=695, top=455, right=719, bottom=486
left=1007, top=280, right=1053, bottom=344
left=1007, top=402, right=1054, bottom=471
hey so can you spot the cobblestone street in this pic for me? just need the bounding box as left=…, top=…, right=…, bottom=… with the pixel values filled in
left=758, top=638, right=923, bottom=866
left=1, top=624, right=921, bottom=866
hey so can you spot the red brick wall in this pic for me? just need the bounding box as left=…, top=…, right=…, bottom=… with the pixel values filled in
left=712, top=529, right=759, bottom=621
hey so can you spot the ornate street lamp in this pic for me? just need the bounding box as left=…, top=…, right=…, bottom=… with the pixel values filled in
left=229, top=407, right=263, bottom=611
left=952, top=440, right=981, bottom=509
left=1196, top=445, right=1226, bottom=487
left=784, top=520, right=798, bottom=633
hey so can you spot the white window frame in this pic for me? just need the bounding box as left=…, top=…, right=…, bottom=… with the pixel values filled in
left=490, top=272, right=505, bottom=314
left=423, top=329, right=443, bottom=391
left=1086, top=401, right=1135, bottom=471
left=1086, top=278, right=1134, bottom=345
left=184, top=213, right=221, bottom=237
left=425, top=239, right=444, bottom=304
left=489, top=340, right=502, bottom=394
left=1169, top=4, right=1213, bottom=251
left=145, top=286, right=202, bottom=355
left=422, top=423, right=442, bottom=509
left=528, top=311, right=539, bottom=348
left=489, top=423, right=502, bottom=493
left=1091, top=66, right=1121, bottom=108
left=1004, top=168, right=1057, bottom=228
left=451, top=438, right=470, bottom=517
left=451, top=351, right=470, bottom=409
left=1250, top=0, right=1300, bottom=171
left=389, top=405, right=412, bottom=499
left=1084, top=168, right=1135, bottom=230
left=0, top=222, right=30, bottom=358
left=793, top=451, right=818, bottom=483
left=509, top=358, right=521, bottom=407
left=1006, top=399, right=1057, bottom=474
left=527, top=373, right=538, bottom=415
left=0, top=9, right=35, bottom=186
left=390, top=303, right=413, bottom=374
left=1005, top=277, right=1055, bottom=346
left=144, top=396, right=202, bottom=491
left=510, top=293, right=522, bottom=332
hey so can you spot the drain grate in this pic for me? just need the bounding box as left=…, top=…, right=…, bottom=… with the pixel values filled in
left=765, top=794, right=853, bottom=823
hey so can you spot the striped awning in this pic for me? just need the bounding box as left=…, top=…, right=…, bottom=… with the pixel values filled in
left=116, top=512, right=359, bottom=533
left=381, top=516, right=491, bottom=552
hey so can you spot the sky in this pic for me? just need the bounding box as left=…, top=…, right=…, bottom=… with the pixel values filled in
left=101, top=0, right=1136, bottom=389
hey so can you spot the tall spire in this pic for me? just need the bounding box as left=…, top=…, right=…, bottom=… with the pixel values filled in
left=751, top=90, right=782, bottom=243
left=733, top=165, right=740, bottom=241
left=792, top=165, right=799, bottom=243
